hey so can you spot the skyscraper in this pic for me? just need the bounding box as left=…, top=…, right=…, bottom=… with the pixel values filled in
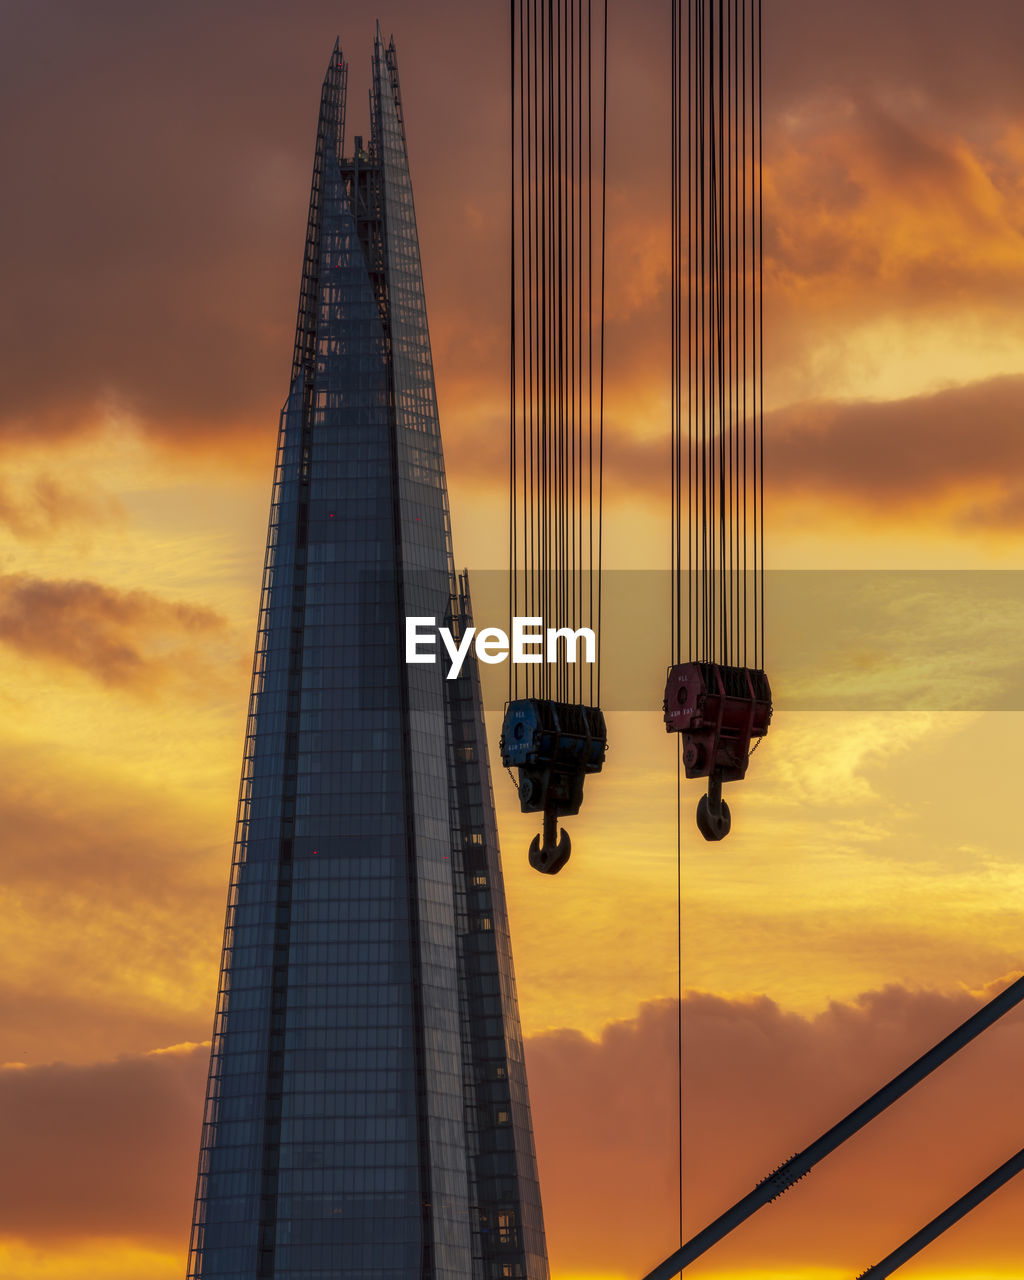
left=188, top=31, right=548, bottom=1280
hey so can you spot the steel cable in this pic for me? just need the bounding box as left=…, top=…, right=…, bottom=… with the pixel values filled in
left=511, top=0, right=607, bottom=707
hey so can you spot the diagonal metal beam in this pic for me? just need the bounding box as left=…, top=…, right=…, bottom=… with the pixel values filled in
left=855, top=1147, right=1024, bottom=1278
left=641, top=971, right=1024, bottom=1279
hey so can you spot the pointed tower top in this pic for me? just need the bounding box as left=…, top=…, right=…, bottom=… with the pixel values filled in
left=326, top=36, right=345, bottom=77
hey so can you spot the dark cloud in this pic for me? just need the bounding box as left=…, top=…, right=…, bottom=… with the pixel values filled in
left=447, top=375, right=1024, bottom=531
left=768, top=0, right=1024, bottom=118
left=3, top=980, right=1022, bottom=1274
left=529, top=980, right=1024, bottom=1276
left=2, top=1, right=1022, bottom=459
left=0, top=1044, right=208, bottom=1244
left=768, top=375, right=1024, bottom=518
left=0, top=573, right=230, bottom=690
left=0, top=0, right=508, bottom=454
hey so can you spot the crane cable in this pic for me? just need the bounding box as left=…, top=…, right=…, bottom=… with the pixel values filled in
left=511, top=0, right=608, bottom=706
left=671, top=0, right=765, bottom=1250
left=672, top=0, right=764, bottom=674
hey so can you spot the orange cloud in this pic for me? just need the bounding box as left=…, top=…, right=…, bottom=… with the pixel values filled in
left=0, top=574, right=230, bottom=691
left=0, top=1239, right=181, bottom=1280
left=449, top=374, right=1024, bottom=534
left=766, top=375, right=1024, bottom=525
left=0, top=474, right=122, bottom=541
left=3, top=982, right=1023, bottom=1278
left=5, top=0, right=1022, bottom=467
left=2, top=7, right=1024, bottom=1280
left=0, top=745, right=229, bottom=1067
left=530, top=981, right=1024, bottom=1277
left=0, top=1046, right=206, bottom=1244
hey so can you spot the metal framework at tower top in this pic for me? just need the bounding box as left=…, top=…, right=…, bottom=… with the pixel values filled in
left=292, top=41, right=347, bottom=384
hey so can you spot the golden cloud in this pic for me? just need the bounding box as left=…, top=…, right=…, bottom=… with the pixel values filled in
left=3, top=981, right=1023, bottom=1277
left=0, top=474, right=123, bottom=542
left=530, top=981, right=1024, bottom=1277
left=0, top=573, right=231, bottom=692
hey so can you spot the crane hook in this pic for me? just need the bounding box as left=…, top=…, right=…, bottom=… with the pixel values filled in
left=695, top=771, right=732, bottom=842
left=528, top=806, right=572, bottom=874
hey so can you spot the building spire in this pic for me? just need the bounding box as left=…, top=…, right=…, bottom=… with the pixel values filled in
left=189, top=34, right=549, bottom=1279
left=290, top=42, right=348, bottom=382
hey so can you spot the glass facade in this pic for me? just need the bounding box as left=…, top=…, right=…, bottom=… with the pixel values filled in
left=187, top=32, right=548, bottom=1280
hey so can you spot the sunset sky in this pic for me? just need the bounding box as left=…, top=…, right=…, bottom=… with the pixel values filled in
left=2, top=1, right=1024, bottom=1278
